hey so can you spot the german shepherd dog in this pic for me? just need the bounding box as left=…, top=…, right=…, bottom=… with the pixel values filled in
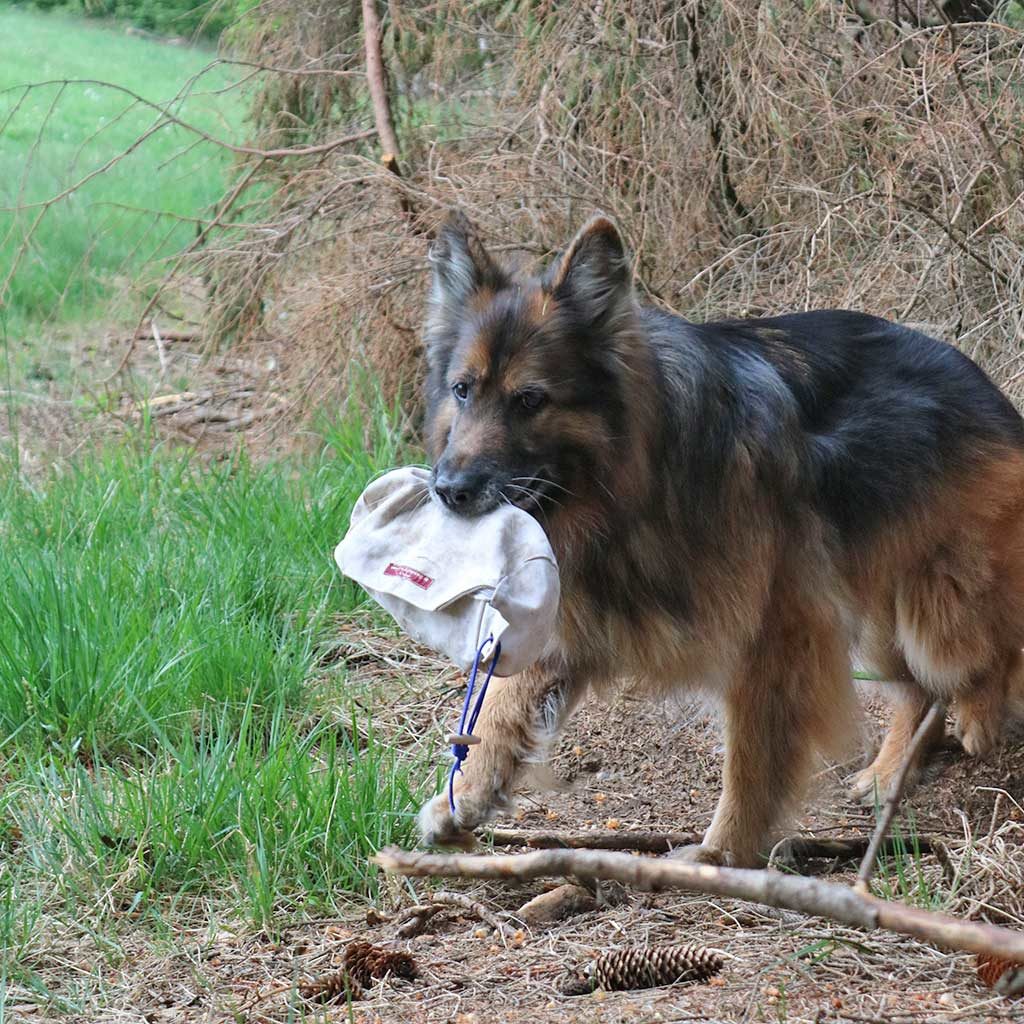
left=417, top=212, right=1024, bottom=866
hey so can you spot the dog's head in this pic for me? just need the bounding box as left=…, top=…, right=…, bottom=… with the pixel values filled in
left=423, top=212, right=639, bottom=519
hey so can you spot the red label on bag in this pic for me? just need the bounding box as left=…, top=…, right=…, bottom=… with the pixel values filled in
left=384, top=562, right=434, bottom=590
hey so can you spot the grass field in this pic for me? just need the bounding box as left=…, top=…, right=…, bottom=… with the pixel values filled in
left=0, top=8, right=244, bottom=343
left=0, top=405, right=434, bottom=1002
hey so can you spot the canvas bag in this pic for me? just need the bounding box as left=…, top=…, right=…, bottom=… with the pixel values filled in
left=334, top=467, right=560, bottom=677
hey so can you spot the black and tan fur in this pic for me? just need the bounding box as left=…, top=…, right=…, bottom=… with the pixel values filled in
left=416, top=212, right=1024, bottom=866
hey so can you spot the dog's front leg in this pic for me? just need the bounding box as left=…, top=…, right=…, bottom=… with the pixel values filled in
left=418, top=667, right=584, bottom=847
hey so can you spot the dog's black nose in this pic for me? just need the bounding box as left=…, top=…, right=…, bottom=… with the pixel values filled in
left=433, top=466, right=490, bottom=514
left=435, top=478, right=471, bottom=510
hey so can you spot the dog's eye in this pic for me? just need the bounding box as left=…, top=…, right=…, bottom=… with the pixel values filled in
left=518, top=389, right=547, bottom=411
left=452, top=381, right=470, bottom=402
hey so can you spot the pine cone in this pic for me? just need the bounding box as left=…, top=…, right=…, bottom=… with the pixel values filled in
left=977, top=953, right=1024, bottom=997
left=560, top=943, right=723, bottom=995
left=298, top=968, right=363, bottom=1003
left=344, top=940, right=418, bottom=987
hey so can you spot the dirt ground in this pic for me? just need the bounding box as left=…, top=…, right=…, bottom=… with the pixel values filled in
left=31, top=660, right=1019, bottom=1024
left=2, top=309, right=309, bottom=475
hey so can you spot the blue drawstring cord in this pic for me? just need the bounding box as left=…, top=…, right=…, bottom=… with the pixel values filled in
left=447, top=635, right=502, bottom=814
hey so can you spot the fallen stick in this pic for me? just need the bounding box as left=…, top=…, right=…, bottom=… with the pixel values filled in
left=392, top=903, right=443, bottom=939
left=488, top=829, right=950, bottom=875
left=132, top=327, right=200, bottom=343
left=516, top=883, right=598, bottom=925
left=373, top=846, right=1024, bottom=960
left=393, top=890, right=515, bottom=940
left=487, top=828, right=702, bottom=853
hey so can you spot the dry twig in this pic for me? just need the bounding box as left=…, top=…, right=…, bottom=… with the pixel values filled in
left=487, top=828, right=702, bottom=853
left=394, top=890, right=516, bottom=940
left=490, top=828, right=953, bottom=880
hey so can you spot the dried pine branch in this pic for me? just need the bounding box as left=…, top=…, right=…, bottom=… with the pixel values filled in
left=8, top=2, right=1024, bottom=420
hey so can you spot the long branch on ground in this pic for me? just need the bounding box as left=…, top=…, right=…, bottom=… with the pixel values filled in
left=374, top=845, right=1024, bottom=959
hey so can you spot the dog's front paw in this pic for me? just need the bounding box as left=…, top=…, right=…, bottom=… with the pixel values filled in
left=416, top=792, right=481, bottom=850
left=847, top=766, right=886, bottom=807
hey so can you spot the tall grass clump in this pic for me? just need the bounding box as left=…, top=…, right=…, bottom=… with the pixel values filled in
left=0, top=403, right=428, bottom=929
left=0, top=435, right=352, bottom=759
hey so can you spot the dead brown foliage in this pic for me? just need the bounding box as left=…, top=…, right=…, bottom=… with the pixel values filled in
left=191, top=0, right=1024, bottom=415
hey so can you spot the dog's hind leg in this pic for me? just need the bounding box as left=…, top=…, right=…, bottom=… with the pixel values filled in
left=683, top=584, right=859, bottom=868
left=417, top=667, right=585, bottom=848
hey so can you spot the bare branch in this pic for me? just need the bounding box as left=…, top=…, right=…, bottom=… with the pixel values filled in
left=112, top=158, right=268, bottom=378
left=488, top=829, right=952, bottom=879
left=898, top=195, right=1012, bottom=287
left=361, top=0, right=401, bottom=162
left=486, top=828, right=703, bottom=853
left=0, top=79, right=376, bottom=212
left=374, top=846, right=1024, bottom=960
left=393, top=890, right=516, bottom=940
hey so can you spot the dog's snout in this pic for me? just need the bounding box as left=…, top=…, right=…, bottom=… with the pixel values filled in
left=433, top=464, right=494, bottom=515
left=434, top=475, right=472, bottom=510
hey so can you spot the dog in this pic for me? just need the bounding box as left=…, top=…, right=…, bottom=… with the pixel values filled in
left=416, top=211, right=1024, bottom=866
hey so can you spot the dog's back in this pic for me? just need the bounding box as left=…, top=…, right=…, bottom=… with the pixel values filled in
left=643, top=308, right=1024, bottom=549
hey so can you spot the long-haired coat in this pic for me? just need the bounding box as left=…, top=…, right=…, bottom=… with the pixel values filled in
left=416, top=212, right=1024, bottom=866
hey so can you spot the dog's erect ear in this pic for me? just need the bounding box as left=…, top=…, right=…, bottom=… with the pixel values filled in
left=547, top=214, right=633, bottom=326
left=428, top=211, right=504, bottom=316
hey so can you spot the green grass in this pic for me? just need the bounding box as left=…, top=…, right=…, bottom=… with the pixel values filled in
left=869, top=813, right=958, bottom=911
left=0, top=8, right=245, bottom=341
left=0, top=405, right=431, bottom=977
